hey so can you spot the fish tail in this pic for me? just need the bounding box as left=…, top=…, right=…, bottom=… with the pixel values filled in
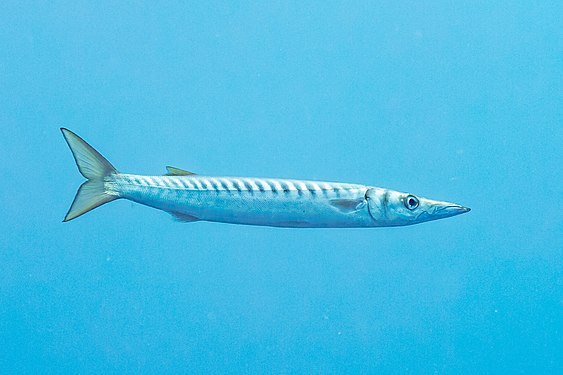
left=61, top=128, right=119, bottom=222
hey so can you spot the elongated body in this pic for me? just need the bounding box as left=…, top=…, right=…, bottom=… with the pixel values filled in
left=114, top=173, right=373, bottom=227
left=61, top=129, right=470, bottom=227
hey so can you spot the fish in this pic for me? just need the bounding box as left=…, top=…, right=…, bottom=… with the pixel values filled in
left=61, top=128, right=470, bottom=228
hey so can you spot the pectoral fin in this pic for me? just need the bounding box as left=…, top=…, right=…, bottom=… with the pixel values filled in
left=329, top=198, right=366, bottom=213
left=165, top=166, right=196, bottom=176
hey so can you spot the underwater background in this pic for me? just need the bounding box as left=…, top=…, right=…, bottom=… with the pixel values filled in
left=0, top=2, right=561, bottom=373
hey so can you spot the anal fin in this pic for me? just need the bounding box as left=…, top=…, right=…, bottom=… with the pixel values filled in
left=169, top=211, right=200, bottom=222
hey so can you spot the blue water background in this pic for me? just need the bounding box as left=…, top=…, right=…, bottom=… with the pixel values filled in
left=1, top=2, right=561, bottom=373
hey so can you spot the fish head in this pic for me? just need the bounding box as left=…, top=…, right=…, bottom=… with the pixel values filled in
left=366, top=188, right=470, bottom=226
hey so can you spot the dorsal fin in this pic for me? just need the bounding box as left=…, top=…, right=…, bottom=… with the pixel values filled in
left=165, top=166, right=196, bottom=176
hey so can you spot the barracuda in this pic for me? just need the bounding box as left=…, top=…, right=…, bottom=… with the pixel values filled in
left=61, top=128, right=470, bottom=228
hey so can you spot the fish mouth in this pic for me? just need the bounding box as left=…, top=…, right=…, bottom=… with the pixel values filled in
left=437, top=204, right=471, bottom=216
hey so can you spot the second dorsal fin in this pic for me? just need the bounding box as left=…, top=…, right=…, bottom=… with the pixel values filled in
left=165, top=166, right=196, bottom=176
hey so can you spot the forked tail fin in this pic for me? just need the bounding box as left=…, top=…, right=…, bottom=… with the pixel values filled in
left=61, top=128, right=119, bottom=222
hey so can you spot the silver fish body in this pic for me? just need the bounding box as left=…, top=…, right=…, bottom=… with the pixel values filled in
left=111, top=174, right=373, bottom=227
left=61, top=128, right=470, bottom=228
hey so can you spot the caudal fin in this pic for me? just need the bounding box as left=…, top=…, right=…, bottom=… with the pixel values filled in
left=61, top=128, right=119, bottom=222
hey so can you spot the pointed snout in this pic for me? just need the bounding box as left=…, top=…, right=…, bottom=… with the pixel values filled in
left=414, top=197, right=472, bottom=223
left=430, top=201, right=471, bottom=219
left=439, top=204, right=471, bottom=215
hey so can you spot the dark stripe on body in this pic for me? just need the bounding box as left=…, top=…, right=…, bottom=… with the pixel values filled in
left=232, top=179, right=243, bottom=192
left=280, top=181, right=292, bottom=194
left=218, top=179, right=230, bottom=191
left=209, top=179, right=220, bottom=191
left=382, top=190, right=389, bottom=217
left=242, top=180, right=254, bottom=194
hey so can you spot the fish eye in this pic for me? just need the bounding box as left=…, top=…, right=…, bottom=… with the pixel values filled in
left=404, top=195, right=419, bottom=210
